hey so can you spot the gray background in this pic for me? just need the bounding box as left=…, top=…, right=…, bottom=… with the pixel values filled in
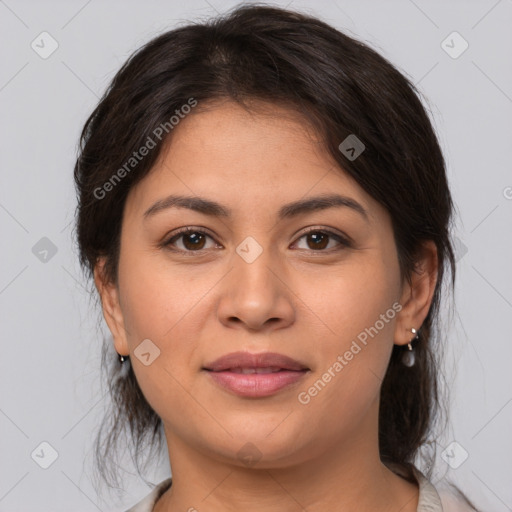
left=1, top=0, right=511, bottom=510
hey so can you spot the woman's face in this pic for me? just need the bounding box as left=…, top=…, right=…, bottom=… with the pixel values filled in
left=98, top=100, right=426, bottom=468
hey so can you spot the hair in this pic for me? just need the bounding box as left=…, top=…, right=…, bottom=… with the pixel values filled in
left=73, top=2, right=477, bottom=508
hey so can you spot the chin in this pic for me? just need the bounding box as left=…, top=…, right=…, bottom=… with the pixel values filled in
left=208, top=426, right=311, bottom=468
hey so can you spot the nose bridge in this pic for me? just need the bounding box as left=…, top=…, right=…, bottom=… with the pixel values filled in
left=216, top=233, right=294, bottom=330
left=232, top=234, right=279, bottom=298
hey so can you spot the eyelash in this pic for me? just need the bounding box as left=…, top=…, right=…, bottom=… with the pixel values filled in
left=162, top=226, right=351, bottom=255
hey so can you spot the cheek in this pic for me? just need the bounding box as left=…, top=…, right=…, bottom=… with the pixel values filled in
left=116, top=268, right=201, bottom=431
left=118, top=246, right=202, bottom=343
left=303, top=252, right=400, bottom=348
left=294, top=253, right=400, bottom=414
left=115, top=245, right=218, bottom=403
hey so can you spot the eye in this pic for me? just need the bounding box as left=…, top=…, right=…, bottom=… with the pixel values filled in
left=292, top=228, right=351, bottom=252
left=163, top=227, right=219, bottom=252
left=162, top=226, right=351, bottom=254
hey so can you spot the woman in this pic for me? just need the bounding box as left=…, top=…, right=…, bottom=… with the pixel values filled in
left=73, top=4, right=479, bottom=511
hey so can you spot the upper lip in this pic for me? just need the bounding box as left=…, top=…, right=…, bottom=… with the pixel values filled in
left=203, top=351, right=309, bottom=372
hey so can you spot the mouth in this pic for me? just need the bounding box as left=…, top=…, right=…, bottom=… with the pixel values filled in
left=203, top=351, right=309, bottom=372
left=220, top=366, right=293, bottom=374
left=202, top=351, right=310, bottom=397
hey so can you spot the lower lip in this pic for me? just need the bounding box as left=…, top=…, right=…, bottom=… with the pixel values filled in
left=205, top=369, right=308, bottom=397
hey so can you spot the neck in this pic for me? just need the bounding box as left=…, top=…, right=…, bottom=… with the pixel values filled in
left=154, top=404, right=418, bottom=512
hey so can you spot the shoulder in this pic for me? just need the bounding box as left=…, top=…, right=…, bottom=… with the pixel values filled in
left=436, top=485, right=479, bottom=512
left=124, top=478, right=172, bottom=512
left=411, top=466, right=445, bottom=511
left=389, top=462, right=477, bottom=512
left=411, top=466, right=478, bottom=512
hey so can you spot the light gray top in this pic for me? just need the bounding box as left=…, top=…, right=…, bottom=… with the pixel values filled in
left=124, top=465, right=465, bottom=512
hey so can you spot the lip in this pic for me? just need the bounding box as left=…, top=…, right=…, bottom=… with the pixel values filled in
left=202, top=351, right=310, bottom=398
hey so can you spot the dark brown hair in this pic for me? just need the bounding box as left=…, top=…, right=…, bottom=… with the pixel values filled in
left=73, top=3, right=476, bottom=507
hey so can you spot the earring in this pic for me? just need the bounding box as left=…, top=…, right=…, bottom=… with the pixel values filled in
left=402, top=328, right=418, bottom=367
left=116, top=352, right=130, bottom=379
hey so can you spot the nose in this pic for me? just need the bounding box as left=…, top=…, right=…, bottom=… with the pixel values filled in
left=216, top=241, right=296, bottom=333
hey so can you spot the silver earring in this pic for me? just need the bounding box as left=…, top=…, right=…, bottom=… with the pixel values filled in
left=402, top=328, right=418, bottom=367
left=117, top=352, right=130, bottom=379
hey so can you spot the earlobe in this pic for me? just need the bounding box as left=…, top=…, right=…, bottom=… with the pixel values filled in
left=93, top=258, right=129, bottom=356
left=393, top=241, right=438, bottom=346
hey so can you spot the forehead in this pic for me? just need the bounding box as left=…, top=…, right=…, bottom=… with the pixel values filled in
left=124, top=99, right=381, bottom=223
left=166, top=99, right=329, bottom=171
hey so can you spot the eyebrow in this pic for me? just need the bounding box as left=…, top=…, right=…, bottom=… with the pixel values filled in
left=143, top=193, right=369, bottom=222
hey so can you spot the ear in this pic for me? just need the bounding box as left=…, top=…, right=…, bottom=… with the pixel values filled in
left=394, top=240, right=438, bottom=346
left=93, top=257, right=129, bottom=356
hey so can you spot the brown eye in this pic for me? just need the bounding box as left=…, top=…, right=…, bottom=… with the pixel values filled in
left=163, top=227, right=350, bottom=254
left=165, top=228, right=217, bottom=252
left=181, top=232, right=207, bottom=250
left=305, top=232, right=329, bottom=250
left=293, top=229, right=350, bottom=252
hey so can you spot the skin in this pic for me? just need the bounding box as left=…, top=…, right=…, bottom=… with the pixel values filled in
left=95, top=99, right=438, bottom=512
